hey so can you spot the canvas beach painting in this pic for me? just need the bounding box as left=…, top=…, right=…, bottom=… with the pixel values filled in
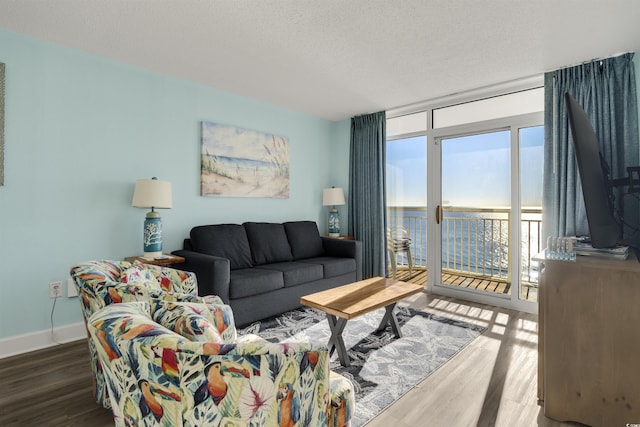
left=201, top=121, right=290, bottom=198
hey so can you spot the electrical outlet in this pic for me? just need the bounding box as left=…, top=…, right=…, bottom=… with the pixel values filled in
left=49, top=281, right=63, bottom=298
left=67, top=278, right=78, bottom=297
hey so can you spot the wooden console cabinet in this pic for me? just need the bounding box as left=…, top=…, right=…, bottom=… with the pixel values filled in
left=538, top=252, right=640, bottom=426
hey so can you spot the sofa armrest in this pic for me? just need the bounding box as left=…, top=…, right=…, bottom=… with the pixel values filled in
left=321, top=238, right=363, bottom=281
left=172, top=249, right=231, bottom=303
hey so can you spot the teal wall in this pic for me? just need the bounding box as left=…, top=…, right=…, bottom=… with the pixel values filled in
left=0, top=29, right=350, bottom=340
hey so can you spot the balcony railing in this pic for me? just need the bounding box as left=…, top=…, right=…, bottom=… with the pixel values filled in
left=387, top=206, right=542, bottom=285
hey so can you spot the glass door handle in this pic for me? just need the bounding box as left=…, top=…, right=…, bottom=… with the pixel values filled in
left=436, top=205, right=441, bottom=225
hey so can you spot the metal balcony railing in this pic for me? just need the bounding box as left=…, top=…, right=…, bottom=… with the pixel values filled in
left=387, top=206, right=543, bottom=285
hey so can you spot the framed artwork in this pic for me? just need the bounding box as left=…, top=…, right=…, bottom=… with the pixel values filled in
left=200, top=121, right=290, bottom=198
left=0, top=62, right=4, bottom=186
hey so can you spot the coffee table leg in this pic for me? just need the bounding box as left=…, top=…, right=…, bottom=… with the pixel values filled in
left=326, top=314, right=350, bottom=367
left=375, top=303, right=402, bottom=338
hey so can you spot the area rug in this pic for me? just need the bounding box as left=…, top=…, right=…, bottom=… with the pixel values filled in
left=238, top=305, right=486, bottom=426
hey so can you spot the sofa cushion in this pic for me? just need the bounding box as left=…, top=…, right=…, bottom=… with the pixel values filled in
left=243, top=222, right=293, bottom=265
left=284, top=221, right=325, bottom=260
left=151, top=300, right=223, bottom=343
left=302, top=257, right=357, bottom=278
left=190, top=224, right=253, bottom=270
left=229, top=267, right=284, bottom=299
left=258, top=262, right=324, bottom=287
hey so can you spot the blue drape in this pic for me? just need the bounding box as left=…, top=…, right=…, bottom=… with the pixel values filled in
left=349, top=111, right=387, bottom=278
left=543, top=53, right=639, bottom=244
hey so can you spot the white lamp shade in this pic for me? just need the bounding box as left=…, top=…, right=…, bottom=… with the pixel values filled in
left=132, top=178, right=173, bottom=209
left=322, top=187, right=345, bottom=206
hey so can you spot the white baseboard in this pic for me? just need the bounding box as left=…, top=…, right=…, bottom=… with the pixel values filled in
left=0, top=322, right=86, bottom=359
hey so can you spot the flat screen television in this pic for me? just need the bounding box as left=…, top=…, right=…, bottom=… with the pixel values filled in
left=565, top=92, right=621, bottom=248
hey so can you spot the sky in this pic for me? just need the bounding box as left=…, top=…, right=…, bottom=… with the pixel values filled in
left=386, top=126, right=544, bottom=207
left=201, top=121, right=289, bottom=162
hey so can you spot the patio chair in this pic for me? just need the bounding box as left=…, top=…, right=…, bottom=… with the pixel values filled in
left=387, top=226, right=413, bottom=278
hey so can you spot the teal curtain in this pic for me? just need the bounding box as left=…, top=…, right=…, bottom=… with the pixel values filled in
left=543, top=53, right=639, bottom=244
left=349, top=111, right=387, bottom=278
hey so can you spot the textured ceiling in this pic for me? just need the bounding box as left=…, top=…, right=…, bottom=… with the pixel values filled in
left=1, top=0, right=639, bottom=121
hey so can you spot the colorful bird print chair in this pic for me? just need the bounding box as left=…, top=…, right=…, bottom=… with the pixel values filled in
left=70, top=260, right=235, bottom=409
left=88, top=300, right=355, bottom=426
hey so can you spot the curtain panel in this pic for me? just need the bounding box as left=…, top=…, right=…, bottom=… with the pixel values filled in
left=543, top=53, right=639, bottom=244
left=348, top=111, right=387, bottom=278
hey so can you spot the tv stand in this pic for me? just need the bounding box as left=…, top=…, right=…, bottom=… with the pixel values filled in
left=538, top=251, right=640, bottom=426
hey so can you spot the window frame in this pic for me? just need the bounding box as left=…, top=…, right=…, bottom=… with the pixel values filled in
left=386, top=76, right=544, bottom=314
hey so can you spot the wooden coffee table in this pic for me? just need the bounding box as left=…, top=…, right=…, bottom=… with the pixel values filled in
left=300, top=277, right=423, bottom=367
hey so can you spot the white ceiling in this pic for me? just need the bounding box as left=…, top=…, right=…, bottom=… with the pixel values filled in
left=1, top=1, right=640, bottom=121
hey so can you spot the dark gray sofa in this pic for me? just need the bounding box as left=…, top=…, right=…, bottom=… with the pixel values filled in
left=173, top=221, right=362, bottom=326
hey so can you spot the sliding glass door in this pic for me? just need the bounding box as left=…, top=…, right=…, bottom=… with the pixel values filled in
left=519, top=126, right=544, bottom=302
left=430, top=123, right=543, bottom=312
left=386, top=85, right=543, bottom=313
left=439, top=130, right=512, bottom=297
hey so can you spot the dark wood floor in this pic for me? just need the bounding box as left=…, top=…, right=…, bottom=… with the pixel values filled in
left=0, top=340, right=113, bottom=426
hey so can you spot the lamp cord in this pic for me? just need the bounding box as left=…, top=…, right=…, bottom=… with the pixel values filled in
left=50, top=295, right=62, bottom=345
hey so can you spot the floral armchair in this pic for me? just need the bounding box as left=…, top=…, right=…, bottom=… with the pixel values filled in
left=70, top=260, right=235, bottom=409
left=88, top=301, right=354, bottom=426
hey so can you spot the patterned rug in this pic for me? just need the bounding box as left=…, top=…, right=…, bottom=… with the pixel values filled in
left=238, top=305, right=486, bottom=426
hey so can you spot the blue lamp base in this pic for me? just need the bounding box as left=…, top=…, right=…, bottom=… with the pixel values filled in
left=328, top=207, right=340, bottom=237
left=143, top=211, right=163, bottom=258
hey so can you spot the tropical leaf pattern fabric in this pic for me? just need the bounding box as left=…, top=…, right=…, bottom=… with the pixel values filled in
left=144, top=261, right=198, bottom=294
left=69, top=260, right=233, bottom=409
left=329, top=372, right=354, bottom=427
left=120, top=262, right=162, bottom=290
left=89, top=302, right=354, bottom=426
left=151, top=301, right=224, bottom=343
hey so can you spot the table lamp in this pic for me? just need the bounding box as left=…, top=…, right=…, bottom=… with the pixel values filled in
left=132, top=177, right=172, bottom=258
left=322, top=187, right=345, bottom=237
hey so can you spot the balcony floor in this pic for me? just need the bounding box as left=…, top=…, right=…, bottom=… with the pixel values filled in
left=390, top=267, right=538, bottom=302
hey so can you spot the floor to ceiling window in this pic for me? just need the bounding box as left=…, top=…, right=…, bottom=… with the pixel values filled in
left=386, top=82, right=543, bottom=313
left=386, top=113, right=428, bottom=282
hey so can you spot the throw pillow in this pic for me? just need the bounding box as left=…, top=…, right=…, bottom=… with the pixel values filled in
left=152, top=300, right=223, bottom=343
left=112, top=283, right=163, bottom=304
left=120, top=262, right=161, bottom=291
left=144, top=262, right=197, bottom=293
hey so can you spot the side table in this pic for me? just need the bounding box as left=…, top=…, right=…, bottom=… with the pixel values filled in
left=124, top=254, right=185, bottom=266
left=324, top=235, right=355, bottom=240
